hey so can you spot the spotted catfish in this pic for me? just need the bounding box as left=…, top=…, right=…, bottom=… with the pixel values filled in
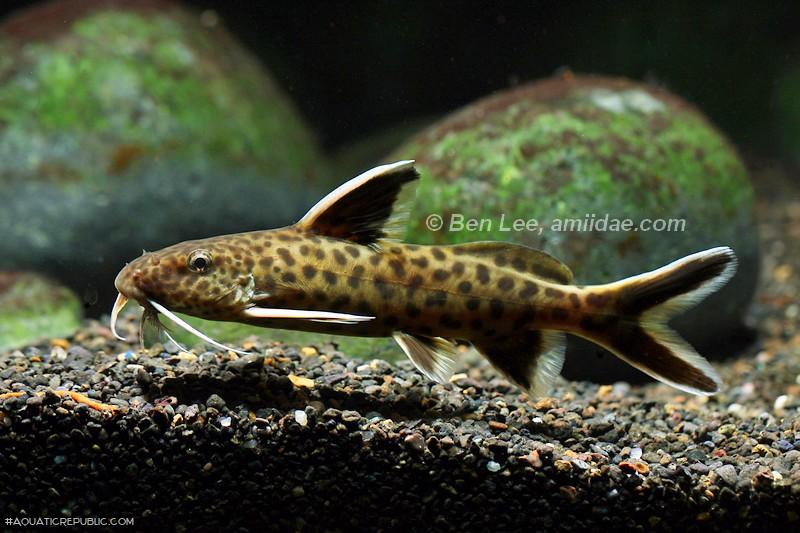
left=111, top=161, right=737, bottom=397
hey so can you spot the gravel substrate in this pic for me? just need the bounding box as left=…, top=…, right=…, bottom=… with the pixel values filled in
left=1, top=170, right=798, bottom=532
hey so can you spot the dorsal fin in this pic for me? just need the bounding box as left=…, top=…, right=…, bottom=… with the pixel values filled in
left=449, top=242, right=573, bottom=284
left=296, top=160, right=419, bottom=246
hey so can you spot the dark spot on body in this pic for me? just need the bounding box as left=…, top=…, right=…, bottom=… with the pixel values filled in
left=489, top=299, right=504, bottom=319
left=375, top=278, right=394, bottom=299
left=431, top=248, right=446, bottom=261
left=425, top=291, right=447, bottom=307
left=369, top=255, right=381, bottom=266
left=494, top=255, right=508, bottom=267
left=440, top=314, right=462, bottom=329
left=276, top=248, right=295, bottom=266
left=551, top=308, right=569, bottom=321
left=408, top=274, right=424, bottom=288
left=545, top=287, right=564, bottom=298
left=389, top=259, right=406, bottom=277
left=347, top=276, right=361, bottom=288
left=411, top=256, right=429, bottom=268
left=277, top=234, right=292, bottom=242
left=569, top=293, right=581, bottom=308
left=330, top=295, right=350, bottom=309
left=253, top=245, right=264, bottom=254
left=432, top=269, right=450, bottom=281
left=383, top=316, right=400, bottom=328
left=451, top=261, right=465, bottom=276
left=281, top=272, right=296, bottom=283
left=356, top=300, right=372, bottom=314
left=519, top=281, right=538, bottom=299
left=470, top=318, right=483, bottom=330
left=333, top=250, right=347, bottom=265
left=498, top=276, right=514, bottom=292
left=405, top=303, right=421, bottom=318
left=586, top=292, right=609, bottom=307
left=390, top=247, right=402, bottom=254
left=344, top=245, right=360, bottom=258
left=511, top=257, right=526, bottom=272
left=302, top=265, right=317, bottom=280
left=484, top=328, right=497, bottom=337
left=458, top=281, right=472, bottom=293
left=466, top=298, right=481, bottom=311
left=513, top=307, right=536, bottom=330
left=476, top=264, right=490, bottom=285
left=315, top=249, right=325, bottom=260
left=299, top=245, right=310, bottom=256
left=312, top=289, right=327, bottom=301
left=323, top=271, right=337, bottom=285
left=244, top=257, right=255, bottom=270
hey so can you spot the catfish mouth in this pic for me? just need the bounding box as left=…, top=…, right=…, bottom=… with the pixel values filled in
left=109, top=290, right=248, bottom=355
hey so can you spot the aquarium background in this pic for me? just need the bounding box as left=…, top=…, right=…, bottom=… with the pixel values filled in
left=2, top=2, right=800, bottom=530
left=0, top=0, right=797, bottom=375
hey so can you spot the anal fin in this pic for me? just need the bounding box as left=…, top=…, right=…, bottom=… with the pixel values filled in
left=393, top=332, right=459, bottom=383
left=472, top=331, right=566, bottom=398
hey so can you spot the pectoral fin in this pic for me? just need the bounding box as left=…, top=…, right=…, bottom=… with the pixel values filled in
left=472, top=331, right=566, bottom=397
left=243, top=307, right=374, bottom=324
left=393, top=332, right=459, bottom=383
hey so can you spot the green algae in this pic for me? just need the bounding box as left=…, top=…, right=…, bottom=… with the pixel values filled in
left=393, top=75, right=758, bottom=355
left=0, top=274, right=82, bottom=351
left=0, top=7, right=322, bottom=184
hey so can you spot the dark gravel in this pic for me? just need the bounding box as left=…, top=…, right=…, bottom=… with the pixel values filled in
left=0, top=168, right=798, bottom=532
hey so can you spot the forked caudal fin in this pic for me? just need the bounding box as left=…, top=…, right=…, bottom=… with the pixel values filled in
left=580, top=247, right=737, bottom=395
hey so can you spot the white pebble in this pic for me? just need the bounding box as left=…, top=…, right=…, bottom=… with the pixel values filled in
left=486, top=461, right=501, bottom=472
left=630, top=447, right=643, bottom=460
left=294, top=410, right=308, bottom=427
left=219, top=416, right=231, bottom=428
left=727, top=403, right=746, bottom=417
left=774, top=395, right=790, bottom=414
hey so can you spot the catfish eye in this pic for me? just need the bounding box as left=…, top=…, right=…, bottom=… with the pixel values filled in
left=188, top=250, right=212, bottom=273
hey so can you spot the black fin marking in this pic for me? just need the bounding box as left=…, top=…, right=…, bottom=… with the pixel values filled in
left=297, top=160, right=419, bottom=245
left=580, top=247, right=736, bottom=395
left=472, top=330, right=565, bottom=397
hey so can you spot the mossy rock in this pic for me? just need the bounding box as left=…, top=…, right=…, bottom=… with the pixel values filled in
left=394, top=74, right=759, bottom=382
left=0, top=272, right=82, bottom=351
left=0, top=1, right=328, bottom=315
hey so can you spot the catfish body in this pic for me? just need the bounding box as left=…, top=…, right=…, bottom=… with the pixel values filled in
left=113, top=161, right=736, bottom=397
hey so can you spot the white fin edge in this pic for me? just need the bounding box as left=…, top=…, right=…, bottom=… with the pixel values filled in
left=148, top=299, right=249, bottom=354
left=528, top=331, right=566, bottom=398
left=393, top=332, right=458, bottom=383
left=242, top=307, right=374, bottom=324
left=297, top=160, right=415, bottom=227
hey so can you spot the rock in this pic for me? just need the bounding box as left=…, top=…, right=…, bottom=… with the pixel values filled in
left=0, top=0, right=328, bottom=315
left=0, top=272, right=82, bottom=350
left=206, top=393, right=226, bottom=410
left=394, top=73, right=758, bottom=382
